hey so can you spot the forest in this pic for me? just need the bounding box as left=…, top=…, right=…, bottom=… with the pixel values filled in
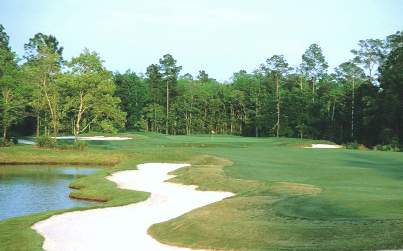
left=0, top=24, right=402, bottom=149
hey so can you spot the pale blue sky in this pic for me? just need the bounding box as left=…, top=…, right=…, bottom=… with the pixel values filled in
left=1, top=0, right=402, bottom=81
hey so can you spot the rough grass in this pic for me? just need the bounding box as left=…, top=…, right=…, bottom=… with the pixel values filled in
left=0, top=145, right=126, bottom=165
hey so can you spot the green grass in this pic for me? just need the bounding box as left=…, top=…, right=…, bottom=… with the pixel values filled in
left=148, top=135, right=403, bottom=251
left=1, top=133, right=403, bottom=250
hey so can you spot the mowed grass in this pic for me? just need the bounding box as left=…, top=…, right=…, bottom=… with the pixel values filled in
left=148, top=135, right=403, bottom=251
left=1, top=133, right=403, bottom=250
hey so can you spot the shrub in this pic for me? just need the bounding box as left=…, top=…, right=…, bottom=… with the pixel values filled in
left=374, top=144, right=402, bottom=152
left=36, top=135, right=57, bottom=148
left=73, top=140, right=88, bottom=151
left=11, top=138, right=18, bottom=145
left=345, top=142, right=359, bottom=150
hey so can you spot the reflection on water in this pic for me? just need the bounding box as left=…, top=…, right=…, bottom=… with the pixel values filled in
left=0, top=166, right=100, bottom=221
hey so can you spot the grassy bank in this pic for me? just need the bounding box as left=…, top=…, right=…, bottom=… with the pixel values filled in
left=0, top=145, right=127, bottom=165
left=1, top=133, right=403, bottom=250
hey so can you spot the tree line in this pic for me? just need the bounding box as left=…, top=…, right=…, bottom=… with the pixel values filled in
left=0, top=24, right=402, bottom=149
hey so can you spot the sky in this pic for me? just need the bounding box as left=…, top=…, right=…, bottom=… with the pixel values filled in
left=0, top=0, right=402, bottom=81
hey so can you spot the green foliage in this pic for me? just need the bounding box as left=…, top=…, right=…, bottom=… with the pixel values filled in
left=345, top=141, right=359, bottom=149
left=0, top=25, right=29, bottom=144
left=0, top=24, right=401, bottom=149
left=35, top=135, right=57, bottom=148
left=73, top=140, right=87, bottom=151
left=61, top=49, right=126, bottom=137
left=374, top=142, right=402, bottom=152
left=114, top=71, right=149, bottom=130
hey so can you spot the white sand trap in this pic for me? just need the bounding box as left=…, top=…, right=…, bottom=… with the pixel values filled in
left=54, top=135, right=132, bottom=141
left=17, top=139, right=36, bottom=145
left=32, top=163, right=234, bottom=251
left=305, top=144, right=343, bottom=149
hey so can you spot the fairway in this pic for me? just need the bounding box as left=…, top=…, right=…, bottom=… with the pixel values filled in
left=141, top=135, right=403, bottom=250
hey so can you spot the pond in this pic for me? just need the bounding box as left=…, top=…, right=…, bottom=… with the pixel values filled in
left=0, top=165, right=100, bottom=221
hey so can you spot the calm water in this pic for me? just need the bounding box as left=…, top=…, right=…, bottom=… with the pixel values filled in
left=0, top=165, right=100, bottom=220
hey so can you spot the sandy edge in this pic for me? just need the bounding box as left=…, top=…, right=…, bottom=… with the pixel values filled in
left=32, top=163, right=234, bottom=251
left=55, top=136, right=132, bottom=141
left=304, top=144, right=343, bottom=149
left=17, top=136, right=132, bottom=145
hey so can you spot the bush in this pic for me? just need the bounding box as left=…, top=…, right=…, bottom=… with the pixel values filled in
left=0, top=141, right=10, bottom=147
left=374, top=144, right=401, bottom=152
left=56, top=140, right=87, bottom=151
left=11, top=138, right=18, bottom=145
left=0, top=137, right=17, bottom=147
left=36, top=135, right=57, bottom=148
left=73, top=140, right=87, bottom=151
left=345, top=142, right=359, bottom=150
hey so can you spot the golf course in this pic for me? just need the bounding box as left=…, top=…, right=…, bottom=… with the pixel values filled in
left=1, top=133, right=403, bottom=250
left=1, top=1, right=403, bottom=250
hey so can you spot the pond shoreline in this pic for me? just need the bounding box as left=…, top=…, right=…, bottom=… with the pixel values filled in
left=0, top=161, right=115, bottom=166
left=0, top=152, right=151, bottom=251
left=0, top=166, right=101, bottom=221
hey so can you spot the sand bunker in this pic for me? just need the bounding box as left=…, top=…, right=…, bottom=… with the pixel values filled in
left=305, top=144, right=343, bottom=149
left=32, top=163, right=233, bottom=251
left=17, top=139, right=35, bottom=145
left=55, top=136, right=132, bottom=141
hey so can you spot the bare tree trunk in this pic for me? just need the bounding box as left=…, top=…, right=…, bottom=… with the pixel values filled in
left=36, top=113, right=40, bottom=138
left=185, top=111, right=189, bottom=136
left=2, top=88, right=10, bottom=144
left=276, top=76, right=280, bottom=137
left=255, top=94, right=259, bottom=137
left=312, top=78, right=315, bottom=103
left=42, top=77, right=58, bottom=137
left=368, top=66, right=373, bottom=85
left=2, top=125, right=7, bottom=144
left=189, top=111, right=192, bottom=135
left=331, top=98, right=336, bottom=123
left=230, top=105, right=234, bottom=134
left=166, top=82, right=169, bottom=135
left=75, top=92, right=84, bottom=141
left=351, top=77, right=355, bottom=140
left=299, top=75, right=303, bottom=90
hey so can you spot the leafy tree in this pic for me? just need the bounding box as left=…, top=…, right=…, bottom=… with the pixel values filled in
left=62, top=49, right=126, bottom=139
left=24, top=33, right=63, bottom=136
left=351, top=39, right=387, bottom=84
left=386, top=31, right=403, bottom=52
left=159, top=54, right=182, bottom=134
left=1, top=28, right=402, bottom=149
left=114, top=71, right=149, bottom=130
left=197, top=70, right=209, bottom=83
left=378, top=46, right=403, bottom=144
left=262, top=55, right=291, bottom=137
left=233, top=70, right=266, bottom=136
left=0, top=25, right=28, bottom=144
left=145, top=64, right=163, bottom=132
left=181, top=73, right=193, bottom=80
left=301, top=43, right=328, bottom=102
left=335, top=62, right=366, bottom=139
